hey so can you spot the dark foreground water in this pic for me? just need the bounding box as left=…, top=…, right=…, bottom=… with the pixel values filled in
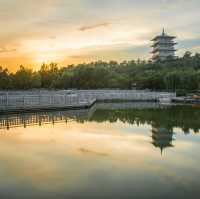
left=0, top=102, right=200, bottom=199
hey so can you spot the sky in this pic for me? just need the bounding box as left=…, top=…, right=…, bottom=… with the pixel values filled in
left=0, top=0, right=200, bottom=71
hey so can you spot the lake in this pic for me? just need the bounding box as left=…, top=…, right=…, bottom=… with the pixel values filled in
left=0, top=102, right=200, bottom=199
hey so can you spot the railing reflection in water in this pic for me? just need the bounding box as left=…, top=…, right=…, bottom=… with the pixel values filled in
left=0, top=108, right=94, bottom=130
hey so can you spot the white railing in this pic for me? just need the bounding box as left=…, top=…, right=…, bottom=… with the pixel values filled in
left=0, top=93, right=96, bottom=111
left=0, top=90, right=176, bottom=111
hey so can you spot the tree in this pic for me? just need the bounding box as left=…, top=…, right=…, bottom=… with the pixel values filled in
left=1, top=51, right=200, bottom=93
left=0, top=67, right=11, bottom=89
left=13, top=66, right=34, bottom=89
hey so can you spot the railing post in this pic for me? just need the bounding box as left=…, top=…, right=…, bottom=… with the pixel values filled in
left=6, top=92, right=9, bottom=107
left=65, top=94, right=67, bottom=105
left=50, top=95, right=52, bottom=105
left=6, top=92, right=9, bottom=106
left=38, top=95, right=40, bottom=105
left=23, top=95, right=25, bottom=107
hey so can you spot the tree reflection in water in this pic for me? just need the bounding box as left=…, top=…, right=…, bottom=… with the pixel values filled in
left=0, top=103, right=199, bottom=154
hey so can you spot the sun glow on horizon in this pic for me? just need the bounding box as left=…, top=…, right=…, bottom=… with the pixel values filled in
left=0, top=0, right=200, bottom=71
left=34, top=52, right=64, bottom=65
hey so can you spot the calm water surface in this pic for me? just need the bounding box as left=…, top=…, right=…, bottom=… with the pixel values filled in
left=0, top=102, right=200, bottom=199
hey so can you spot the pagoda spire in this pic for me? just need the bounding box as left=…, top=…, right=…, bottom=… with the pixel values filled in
left=162, top=28, right=165, bottom=36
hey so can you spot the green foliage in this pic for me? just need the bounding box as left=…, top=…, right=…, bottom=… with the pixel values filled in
left=0, top=52, right=200, bottom=93
left=0, top=67, right=11, bottom=89
left=13, top=66, right=36, bottom=89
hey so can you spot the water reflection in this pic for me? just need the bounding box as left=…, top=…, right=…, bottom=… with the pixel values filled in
left=0, top=108, right=93, bottom=130
left=0, top=102, right=200, bottom=154
left=1, top=103, right=200, bottom=133
left=151, top=124, right=174, bottom=154
left=0, top=103, right=200, bottom=198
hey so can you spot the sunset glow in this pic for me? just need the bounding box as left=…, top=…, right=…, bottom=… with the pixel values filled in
left=0, top=0, right=200, bottom=71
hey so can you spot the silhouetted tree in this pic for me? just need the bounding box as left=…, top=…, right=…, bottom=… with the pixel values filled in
left=0, top=51, right=200, bottom=92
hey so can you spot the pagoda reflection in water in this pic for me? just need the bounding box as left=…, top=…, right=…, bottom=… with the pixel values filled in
left=1, top=102, right=200, bottom=155
left=151, top=123, right=174, bottom=154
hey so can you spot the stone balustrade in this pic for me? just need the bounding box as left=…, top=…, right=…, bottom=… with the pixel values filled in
left=0, top=90, right=176, bottom=112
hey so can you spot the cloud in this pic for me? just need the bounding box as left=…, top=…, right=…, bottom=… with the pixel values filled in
left=78, top=148, right=109, bottom=157
left=178, top=38, right=200, bottom=49
left=0, top=0, right=200, bottom=71
left=0, top=46, right=17, bottom=54
left=79, top=22, right=111, bottom=32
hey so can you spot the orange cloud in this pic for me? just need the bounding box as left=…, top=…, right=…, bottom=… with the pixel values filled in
left=79, top=22, right=111, bottom=31
left=0, top=46, right=17, bottom=54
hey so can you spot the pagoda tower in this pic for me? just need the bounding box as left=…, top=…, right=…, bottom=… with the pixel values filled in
left=151, top=29, right=177, bottom=61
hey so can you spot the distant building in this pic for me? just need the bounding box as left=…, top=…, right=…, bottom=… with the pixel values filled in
left=151, top=29, right=177, bottom=61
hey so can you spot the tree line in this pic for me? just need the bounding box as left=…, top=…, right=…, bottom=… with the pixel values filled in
left=0, top=51, right=200, bottom=94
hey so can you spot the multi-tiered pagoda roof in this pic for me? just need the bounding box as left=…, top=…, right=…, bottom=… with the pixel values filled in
left=151, top=29, right=177, bottom=61
left=151, top=124, right=174, bottom=155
